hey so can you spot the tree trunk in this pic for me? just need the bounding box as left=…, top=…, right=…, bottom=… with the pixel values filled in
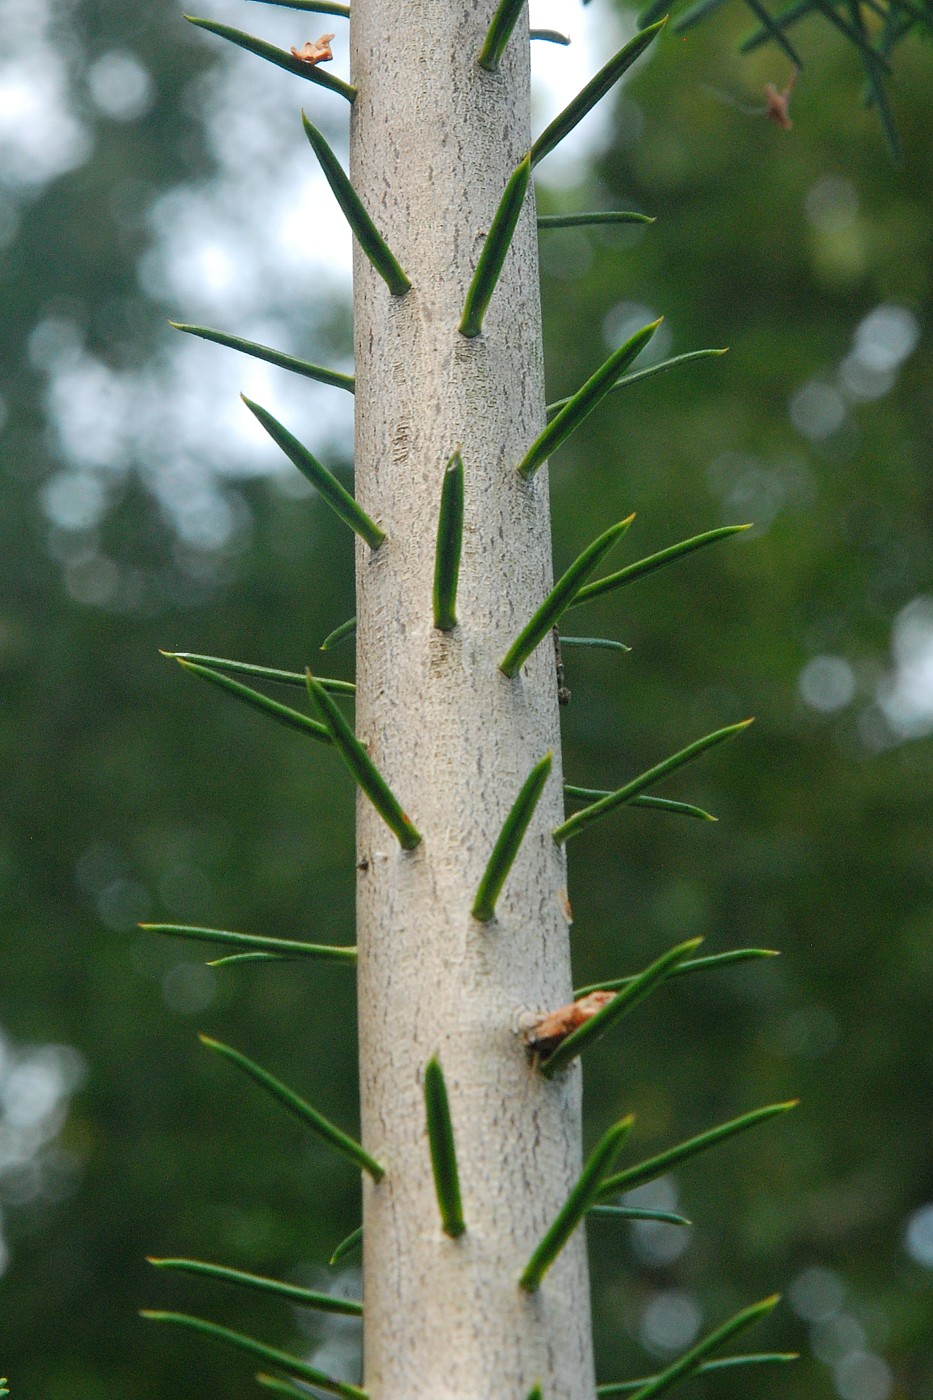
left=350, top=3, right=596, bottom=1397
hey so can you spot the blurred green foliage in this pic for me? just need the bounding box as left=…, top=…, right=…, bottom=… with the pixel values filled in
left=0, top=1, right=931, bottom=1397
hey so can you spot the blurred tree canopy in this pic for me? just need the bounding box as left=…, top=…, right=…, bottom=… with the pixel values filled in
left=0, top=1, right=930, bottom=1397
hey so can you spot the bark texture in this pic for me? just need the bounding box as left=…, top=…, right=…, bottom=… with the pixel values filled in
left=351, top=3, right=596, bottom=1398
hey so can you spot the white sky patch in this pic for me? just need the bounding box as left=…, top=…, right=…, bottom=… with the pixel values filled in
left=274, top=171, right=355, bottom=289
left=87, top=50, right=155, bottom=123
left=0, top=0, right=93, bottom=190
left=639, top=1289, right=702, bottom=1355
left=791, top=300, right=922, bottom=437
left=799, top=655, right=857, bottom=714
left=877, top=597, right=933, bottom=740
left=838, top=303, right=920, bottom=404
left=136, top=0, right=355, bottom=327
left=35, top=16, right=358, bottom=538
left=834, top=1351, right=894, bottom=1400
left=37, top=313, right=355, bottom=546
left=0, top=1027, right=87, bottom=1275
left=790, top=380, right=848, bottom=442
left=530, top=0, right=636, bottom=186
left=45, top=354, right=135, bottom=472
left=904, top=1202, right=933, bottom=1268
left=0, top=55, right=91, bottom=190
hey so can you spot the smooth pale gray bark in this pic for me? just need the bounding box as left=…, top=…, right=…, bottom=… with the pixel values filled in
left=350, top=2, right=596, bottom=1398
